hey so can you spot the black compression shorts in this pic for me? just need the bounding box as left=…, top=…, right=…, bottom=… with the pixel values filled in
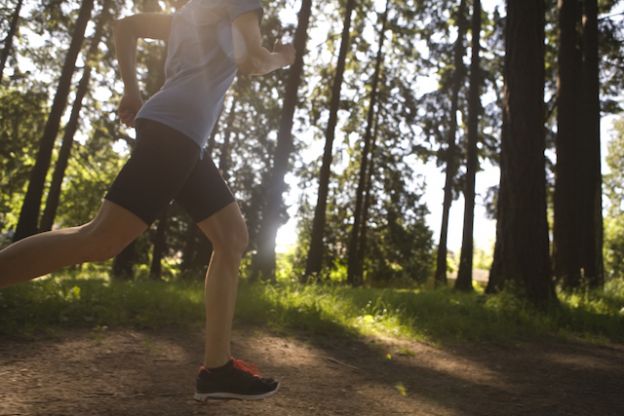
left=105, top=118, right=235, bottom=225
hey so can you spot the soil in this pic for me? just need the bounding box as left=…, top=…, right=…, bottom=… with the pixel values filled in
left=1, top=326, right=622, bottom=416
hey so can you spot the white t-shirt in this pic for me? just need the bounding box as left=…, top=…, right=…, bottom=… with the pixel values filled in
left=136, top=0, right=263, bottom=149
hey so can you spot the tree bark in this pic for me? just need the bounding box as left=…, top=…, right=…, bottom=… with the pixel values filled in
left=580, top=0, right=604, bottom=287
left=304, top=0, right=357, bottom=280
left=498, top=0, right=555, bottom=306
left=112, top=243, right=137, bottom=280
left=0, top=0, right=23, bottom=85
left=434, top=0, right=469, bottom=287
left=251, top=0, right=312, bottom=282
left=39, top=1, right=111, bottom=232
left=346, top=1, right=389, bottom=287
left=486, top=172, right=505, bottom=293
left=12, top=0, right=94, bottom=241
left=554, top=0, right=583, bottom=289
left=456, top=0, right=482, bottom=292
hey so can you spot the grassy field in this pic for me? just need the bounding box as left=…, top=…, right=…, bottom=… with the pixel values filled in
left=1, top=272, right=623, bottom=344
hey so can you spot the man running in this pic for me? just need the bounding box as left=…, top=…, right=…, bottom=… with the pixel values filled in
left=0, top=0, right=294, bottom=401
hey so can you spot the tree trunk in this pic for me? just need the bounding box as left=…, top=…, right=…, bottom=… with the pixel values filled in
left=554, top=0, right=583, bottom=289
left=218, top=96, right=238, bottom=181
left=0, top=0, right=23, bottom=85
left=346, top=1, right=389, bottom=287
left=456, top=0, right=482, bottom=291
left=149, top=208, right=169, bottom=281
left=180, top=222, right=212, bottom=276
left=245, top=0, right=312, bottom=280
left=304, top=0, right=357, bottom=279
left=39, top=1, right=111, bottom=232
left=356, top=109, right=382, bottom=282
left=251, top=0, right=313, bottom=282
left=434, top=0, right=469, bottom=287
left=486, top=174, right=505, bottom=294
left=580, top=0, right=603, bottom=287
left=498, top=0, right=555, bottom=306
left=12, top=0, right=94, bottom=241
left=112, top=243, right=137, bottom=280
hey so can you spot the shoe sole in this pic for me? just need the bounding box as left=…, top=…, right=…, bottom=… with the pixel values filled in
left=193, top=382, right=280, bottom=401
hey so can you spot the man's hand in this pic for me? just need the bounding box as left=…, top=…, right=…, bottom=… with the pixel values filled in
left=273, top=42, right=296, bottom=67
left=232, top=12, right=296, bottom=76
left=118, top=92, right=143, bottom=127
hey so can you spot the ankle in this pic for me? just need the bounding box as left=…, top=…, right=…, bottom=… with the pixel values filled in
left=203, top=356, right=231, bottom=370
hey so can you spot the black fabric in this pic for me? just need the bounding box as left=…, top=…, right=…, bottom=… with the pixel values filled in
left=105, top=118, right=235, bottom=225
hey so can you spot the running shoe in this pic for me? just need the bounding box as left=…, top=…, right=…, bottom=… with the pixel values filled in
left=194, top=358, right=280, bottom=401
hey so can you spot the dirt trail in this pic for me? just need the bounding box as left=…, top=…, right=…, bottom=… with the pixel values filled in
left=1, top=327, right=622, bottom=416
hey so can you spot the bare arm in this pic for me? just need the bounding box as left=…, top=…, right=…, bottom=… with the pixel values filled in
left=231, top=11, right=295, bottom=76
left=113, top=13, right=172, bottom=126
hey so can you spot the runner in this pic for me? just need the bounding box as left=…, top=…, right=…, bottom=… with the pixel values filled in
left=0, top=0, right=295, bottom=401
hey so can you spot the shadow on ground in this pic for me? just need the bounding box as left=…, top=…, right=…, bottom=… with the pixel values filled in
left=1, top=317, right=622, bottom=416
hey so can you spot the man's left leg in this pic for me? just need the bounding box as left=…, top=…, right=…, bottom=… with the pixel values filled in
left=192, top=201, right=279, bottom=401
left=196, top=201, right=248, bottom=369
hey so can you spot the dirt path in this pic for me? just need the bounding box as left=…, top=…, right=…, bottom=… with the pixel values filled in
left=1, top=326, right=622, bottom=416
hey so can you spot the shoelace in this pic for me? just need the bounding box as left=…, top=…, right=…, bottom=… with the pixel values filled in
left=232, top=358, right=260, bottom=377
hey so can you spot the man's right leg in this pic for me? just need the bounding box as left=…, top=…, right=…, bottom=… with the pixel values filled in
left=0, top=201, right=147, bottom=289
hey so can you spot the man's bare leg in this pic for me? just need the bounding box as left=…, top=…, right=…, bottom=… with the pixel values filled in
left=196, top=202, right=249, bottom=368
left=0, top=201, right=147, bottom=289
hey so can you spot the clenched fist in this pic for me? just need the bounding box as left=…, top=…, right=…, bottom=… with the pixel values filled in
left=273, top=42, right=296, bottom=67
left=118, top=92, right=143, bottom=127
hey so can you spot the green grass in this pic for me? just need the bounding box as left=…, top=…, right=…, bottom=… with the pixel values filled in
left=1, top=274, right=623, bottom=344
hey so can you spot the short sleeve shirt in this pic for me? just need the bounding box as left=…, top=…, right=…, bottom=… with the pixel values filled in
left=136, top=0, right=263, bottom=149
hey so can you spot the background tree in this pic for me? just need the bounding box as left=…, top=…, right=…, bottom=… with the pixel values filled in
left=579, top=0, right=603, bottom=287
left=553, top=0, right=583, bottom=289
left=13, top=0, right=95, bottom=241
left=0, top=0, right=23, bottom=84
left=40, top=0, right=113, bottom=232
left=304, top=0, right=357, bottom=280
left=251, top=0, right=313, bottom=282
left=456, top=0, right=482, bottom=292
left=346, top=0, right=389, bottom=287
left=494, top=0, right=555, bottom=305
left=433, top=0, right=468, bottom=286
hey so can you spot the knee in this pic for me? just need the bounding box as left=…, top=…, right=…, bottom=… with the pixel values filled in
left=209, top=224, right=249, bottom=258
left=78, top=223, right=134, bottom=262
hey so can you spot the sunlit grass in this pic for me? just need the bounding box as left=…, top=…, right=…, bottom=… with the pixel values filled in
left=1, top=273, right=622, bottom=345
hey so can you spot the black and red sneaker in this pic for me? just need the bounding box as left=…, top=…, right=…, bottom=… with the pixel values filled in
left=194, top=358, right=280, bottom=401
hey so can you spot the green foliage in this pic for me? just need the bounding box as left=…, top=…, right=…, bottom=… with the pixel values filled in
left=55, top=121, right=126, bottom=227
left=605, top=117, right=624, bottom=279
left=0, top=86, right=48, bottom=233
left=2, top=275, right=622, bottom=344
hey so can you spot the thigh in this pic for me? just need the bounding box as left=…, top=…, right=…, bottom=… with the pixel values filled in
left=105, top=119, right=201, bottom=225
left=174, top=155, right=236, bottom=224
left=86, top=200, right=149, bottom=244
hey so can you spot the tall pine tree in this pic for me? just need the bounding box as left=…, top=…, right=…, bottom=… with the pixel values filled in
left=13, top=0, right=94, bottom=241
